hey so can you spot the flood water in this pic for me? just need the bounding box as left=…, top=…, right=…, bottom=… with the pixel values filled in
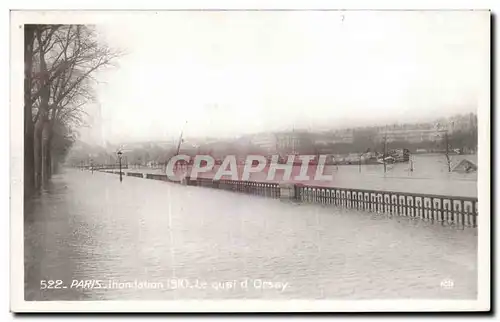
left=25, top=169, right=477, bottom=301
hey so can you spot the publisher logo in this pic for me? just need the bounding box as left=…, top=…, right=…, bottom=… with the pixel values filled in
left=440, top=278, right=454, bottom=289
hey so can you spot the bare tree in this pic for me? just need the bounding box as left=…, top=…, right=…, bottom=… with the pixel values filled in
left=28, top=24, right=122, bottom=188
left=435, top=122, right=452, bottom=173
left=24, top=25, right=36, bottom=196
left=444, top=130, right=452, bottom=172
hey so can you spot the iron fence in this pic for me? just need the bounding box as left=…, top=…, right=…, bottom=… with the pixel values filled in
left=187, top=178, right=281, bottom=198
left=126, top=172, right=144, bottom=178
left=295, top=185, right=478, bottom=228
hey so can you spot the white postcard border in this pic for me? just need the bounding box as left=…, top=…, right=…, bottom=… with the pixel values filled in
left=8, top=5, right=492, bottom=313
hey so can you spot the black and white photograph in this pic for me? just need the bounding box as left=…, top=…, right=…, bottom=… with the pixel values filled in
left=9, top=8, right=490, bottom=312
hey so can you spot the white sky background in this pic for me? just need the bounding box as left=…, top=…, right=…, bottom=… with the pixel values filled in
left=90, top=10, right=489, bottom=144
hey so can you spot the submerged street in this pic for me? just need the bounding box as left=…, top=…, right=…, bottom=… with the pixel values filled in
left=25, top=168, right=477, bottom=300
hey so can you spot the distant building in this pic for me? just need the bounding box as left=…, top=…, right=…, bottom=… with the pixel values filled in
left=448, top=113, right=478, bottom=133
left=375, top=129, right=441, bottom=143
left=332, top=129, right=354, bottom=144
left=250, top=132, right=278, bottom=154
left=311, top=129, right=354, bottom=145
left=276, top=131, right=315, bottom=155
left=247, top=131, right=316, bottom=156
left=156, top=141, right=176, bottom=149
left=276, top=133, right=297, bottom=154
left=80, top=103, right=105, bottom=147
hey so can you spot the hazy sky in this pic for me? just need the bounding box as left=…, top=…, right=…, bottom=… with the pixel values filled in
left=88, top=10, right=489, bottom=144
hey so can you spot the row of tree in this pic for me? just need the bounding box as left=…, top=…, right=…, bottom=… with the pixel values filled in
left=24, top=24, right=120, bottom=197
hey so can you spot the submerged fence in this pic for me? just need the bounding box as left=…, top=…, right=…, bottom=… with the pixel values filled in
left=190, top=177, right=281, bottom=198
left=295, top=185, right=478, bottom=228
left=127, top=172, right=144, bottom=178
left=86, top=164, right=129, bottom=170
left=97, top=169, right=478, bottom=228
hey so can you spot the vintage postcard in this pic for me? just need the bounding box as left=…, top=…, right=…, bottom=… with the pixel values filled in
left=10, top=9, right=491, bottom=312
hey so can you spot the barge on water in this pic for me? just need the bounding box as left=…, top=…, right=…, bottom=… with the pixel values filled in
left=327, top=149, right=411, bottom=166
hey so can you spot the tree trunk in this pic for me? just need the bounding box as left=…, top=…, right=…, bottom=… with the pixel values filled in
left=46, top=109, right=59, bottom=178
left=50, top=137, right=58, bottom=175
left=33, top=119, right=42, bottom=190
left=33, top=117, right=44, bottom=190
left=35, top=26, right=51, bottom=188
left=24, top=115, right=35, bottom=195
left=42, top=120, right=51, bottom=184
left=52, top=156, right=60, bottom=174
left=24, top=25, right=35, bottom=198
left=47, top=136, right=53, bottom=177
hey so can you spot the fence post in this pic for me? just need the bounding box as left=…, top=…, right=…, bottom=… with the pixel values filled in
left=279, top=183, right=294, bottom=200
left=279, top=183, right=303, bottom=201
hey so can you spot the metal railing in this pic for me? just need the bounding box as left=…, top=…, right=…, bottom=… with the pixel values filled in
left=85, top=164, right=129, bottom=170
left=186, top=178, right=477, bottom=228
left=126, top=172, right=144, bottom=178
left=296, top=185, right=478, bottom=228
left=187, top=178, right=281, bottom=199
left=144, top=173, right=178, bottom=182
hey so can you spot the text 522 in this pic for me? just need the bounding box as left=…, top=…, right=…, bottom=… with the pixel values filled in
left=40, top=280, right=65, bottom=289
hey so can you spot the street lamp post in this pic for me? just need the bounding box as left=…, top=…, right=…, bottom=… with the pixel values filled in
left=117, top=150, right=123, bottom=182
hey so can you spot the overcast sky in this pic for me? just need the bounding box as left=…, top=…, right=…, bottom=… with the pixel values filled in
left=87, top=10, right=489, bottom=144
